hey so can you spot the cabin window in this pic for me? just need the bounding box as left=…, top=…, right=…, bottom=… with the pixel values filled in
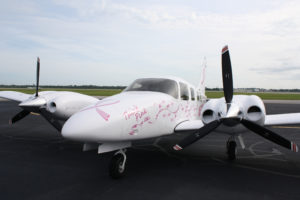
left=124, top=78, right=179, bottom=99
left=179, top=82, right=189, bottom=100
left=197, top=91, right=200, bottom=101
left=190, top=88, right=195, bottom=101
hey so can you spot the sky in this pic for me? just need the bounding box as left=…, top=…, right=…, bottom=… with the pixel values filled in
left=1, top=0, right=300, bottom=89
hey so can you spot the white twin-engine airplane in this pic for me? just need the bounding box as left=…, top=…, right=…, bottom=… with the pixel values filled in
left=1, top=46, right=300, bottom=179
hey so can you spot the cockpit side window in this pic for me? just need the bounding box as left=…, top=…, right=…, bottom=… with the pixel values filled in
left=190, top=88, right=195, bottom=101
left=179, top=82, right=189, bottom=101
left=124, top=78, right=179, bottom=99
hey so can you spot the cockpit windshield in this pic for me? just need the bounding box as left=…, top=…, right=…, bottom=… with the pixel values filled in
left=124, top=78, right=178, bottom=99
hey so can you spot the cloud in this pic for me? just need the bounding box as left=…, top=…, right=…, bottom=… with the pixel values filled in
left=1, top=0, right=300, bottom=89
left=251, top=66, right=300, bottom=74
left=53, top=0, right=107, bottom=17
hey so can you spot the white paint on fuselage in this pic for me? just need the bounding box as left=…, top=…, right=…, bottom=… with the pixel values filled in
left=62, top=91, right=205, bottom=143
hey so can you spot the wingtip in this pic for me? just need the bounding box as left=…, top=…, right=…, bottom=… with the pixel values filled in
left=291, top=142, right=298, bottom=152
left=222, top=45, right=229, bottom=54
left=173, top=144, right=183, bottom=151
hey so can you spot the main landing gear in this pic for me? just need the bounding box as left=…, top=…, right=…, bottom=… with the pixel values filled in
left=109, top=149, right=127, bottom=179
left=226, top=137, right=237, bottom=161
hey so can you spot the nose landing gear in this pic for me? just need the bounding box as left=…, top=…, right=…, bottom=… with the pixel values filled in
left=109, top=149, right=127, bottom=179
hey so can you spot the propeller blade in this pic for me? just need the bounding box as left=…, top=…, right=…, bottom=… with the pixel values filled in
left=40, top=109, right=63, bottom=131
left=241, top=119, right=298, bottom=152
left=221, top=45, right=233, bottom=104
left=36, top=57, right=40, bottom=97
left=173, top=120, right=222, bottom=151
left=9, top=110, right=30, bottom=124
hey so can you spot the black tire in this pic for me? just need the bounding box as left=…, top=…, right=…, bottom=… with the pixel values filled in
left=109, top=154, right=126, bottom=179
left=227, top=141, right=237, bottom=161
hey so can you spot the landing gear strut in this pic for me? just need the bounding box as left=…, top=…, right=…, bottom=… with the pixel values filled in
left=109, top=149, right=127, bottom=179
left=226, top=138, right=237, bottom=161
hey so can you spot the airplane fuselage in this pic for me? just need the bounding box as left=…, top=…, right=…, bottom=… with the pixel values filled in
left=62, top=91, right=205, bottom=142
left=62, top=77, right=207, bottom=143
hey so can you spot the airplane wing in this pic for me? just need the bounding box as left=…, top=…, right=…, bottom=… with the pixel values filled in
left=176, top=113, right=300, bottom=131
left=174, top=120, right=204, bottom=132
left=0, top=91, right=31, bottom=102
left=265, top=113, right=300, bottom=126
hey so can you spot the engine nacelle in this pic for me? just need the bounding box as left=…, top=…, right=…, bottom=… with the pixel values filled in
left=243, top=96, right=266, bottom=125
left=46, top=93, right=98, bottom=120
left=201, top=98, right=224, bottom=124
left=201, top=95, right=266, bottom=126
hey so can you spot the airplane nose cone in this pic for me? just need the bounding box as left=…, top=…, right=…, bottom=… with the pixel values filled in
left=61, top=110, right=95, bottom=141
left=61, top=105, right=122, bottom=142
left=61, top=117, right=78, bottom=140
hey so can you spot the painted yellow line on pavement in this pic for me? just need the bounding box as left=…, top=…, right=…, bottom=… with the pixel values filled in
left=30, top=112, right=40, bottom=116
left=272, top=126, right=300, bottom=129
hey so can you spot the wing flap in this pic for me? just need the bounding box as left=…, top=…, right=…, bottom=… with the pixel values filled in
left=174, top=120, right=204, bottom=132
left=265, top=113, right=300, bottom=126
left=0, top=91, right=31, bottom=102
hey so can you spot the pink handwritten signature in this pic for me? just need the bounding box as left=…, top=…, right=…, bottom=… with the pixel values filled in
left=125, top=100, right=203, bottom=135
left=123, top=106, right=148, bottom=122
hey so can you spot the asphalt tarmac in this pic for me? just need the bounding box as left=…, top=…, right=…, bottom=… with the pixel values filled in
left=1, top=100, right=300, bottom=200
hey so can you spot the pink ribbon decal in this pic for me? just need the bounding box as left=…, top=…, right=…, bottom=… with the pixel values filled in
left=81, top=100, right=120, bottom=121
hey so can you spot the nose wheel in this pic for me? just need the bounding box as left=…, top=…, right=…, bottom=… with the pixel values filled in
left=109, top=149, right=127, bottom=179
left=226, top=140, right=237, bottom=161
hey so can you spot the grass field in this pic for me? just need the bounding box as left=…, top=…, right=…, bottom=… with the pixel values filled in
left=1, top=88, right=300, bottom=100
left=0, top=88, right=122, bottom=96
left=206, top=91, right=300, bottom=100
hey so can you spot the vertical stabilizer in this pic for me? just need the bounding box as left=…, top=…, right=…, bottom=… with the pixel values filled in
left=197, top=57, right=207, bottom=98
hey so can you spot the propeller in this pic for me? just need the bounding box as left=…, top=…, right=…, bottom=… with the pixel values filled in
left=221, top=46, right=233, bottom=105
left=240, top=119, right=298, bottom=152
left=173, top=120, right=222, bottom=150
left=36, top=57, right=40, bottom=97
left=9, top=57, right=43, bottom=124
left=40, top=108, right=63, bottom=131
left=173, top=45, right=298, bottom=153
left=9, top=110, right=30, bottom=124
